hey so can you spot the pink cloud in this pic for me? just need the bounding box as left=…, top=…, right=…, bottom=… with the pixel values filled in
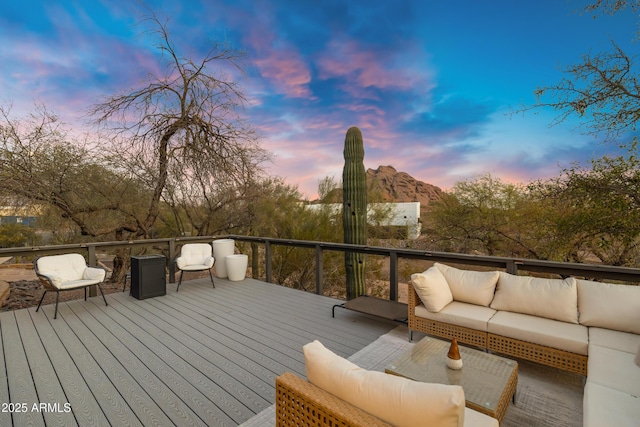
left=317, top=38, right=434, bottom=94
left=253, top=51, right=313, bottom=98
left=237, top=7, right=313, bottom=100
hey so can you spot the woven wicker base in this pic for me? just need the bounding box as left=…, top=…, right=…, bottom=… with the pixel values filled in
left=275, top=372, right=390, bottom=427
left=488, top=334, right=588, bottom=375
left=410, top=316, right=488, bottom=347
left=408, top=282, right=588, bottom=375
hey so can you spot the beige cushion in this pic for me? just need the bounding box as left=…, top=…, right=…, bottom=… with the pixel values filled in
left=463, top=408, right=499, bottom=427
left=588, top=327, right=640, bottom=354
left=587, top=345, right=640, bottom=396
left=490, top=273, right=578, bottom=323
left=36, top=254, right=105, bottom=288
left=177, top=243, right=215, bottom=270
left=636, top=343, right=640, bottom=368
left=577, top=279, right=640, bottom=334
left=488, top=311, right=588, bottom=355
left=411, top=266, right=453, bottom=313
left=435, top=263, right=499, bottom=306
left=583, top=382, right=640, bottom=427
left=415, top=301, right=497, bottom=332
left=304, top=340, right=466, bottom=427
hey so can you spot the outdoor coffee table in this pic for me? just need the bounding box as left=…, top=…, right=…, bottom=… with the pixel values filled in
left=385, top=336, right=518, bottom=422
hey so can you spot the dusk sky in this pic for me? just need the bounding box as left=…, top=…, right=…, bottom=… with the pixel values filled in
left=1, top=1, right=638, bottom=198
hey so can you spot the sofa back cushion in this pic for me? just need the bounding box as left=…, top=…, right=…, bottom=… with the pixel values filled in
left=411, top=266, right=453, bottom=312
left=304, top=340, right=466, bottom=427
left=577, top=279, right=640, bottom=334
left=435, top=263, right=499, bottom=306
left=490, top=272, right=579, bottom=323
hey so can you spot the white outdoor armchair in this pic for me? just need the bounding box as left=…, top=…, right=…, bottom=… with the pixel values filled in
left=175, top=243, right=215, bottom=291
left=35, top=253, right=108, bottom=319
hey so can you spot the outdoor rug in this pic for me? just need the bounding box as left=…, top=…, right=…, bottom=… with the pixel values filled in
left=240, top=326, right=584, bottom=427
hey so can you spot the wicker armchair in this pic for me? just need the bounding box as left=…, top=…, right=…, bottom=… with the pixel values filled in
left=275, top=372, right=390, bottom=427
left=35, top=253, right=108, bottom=319
left=175, top=243, right=215, bottom=291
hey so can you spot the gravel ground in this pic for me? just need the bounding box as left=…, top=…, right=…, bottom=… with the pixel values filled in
left=1, top=279, right=127, bottom=312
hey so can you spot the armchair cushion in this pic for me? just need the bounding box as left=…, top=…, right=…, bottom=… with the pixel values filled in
left=176, top=244, right=214, bottom=270
left=411, top=266, right=453, bottom=313
left=83, top=266, right=106, bottom=282
left=42, top=272, right=65, bottom=288
left=36, top=254, right=103, bottom=290
left=303, top=340, right=466, bottom=427
left=435, top=263, right=499, bottom=306
left=490, top=273, right=578, bottom=323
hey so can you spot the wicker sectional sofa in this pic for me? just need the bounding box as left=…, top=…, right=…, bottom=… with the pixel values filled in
left=408, top=262, right=640, bottom=427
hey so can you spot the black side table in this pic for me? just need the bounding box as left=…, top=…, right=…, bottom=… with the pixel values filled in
left=130, top=255, right=166, bottom=300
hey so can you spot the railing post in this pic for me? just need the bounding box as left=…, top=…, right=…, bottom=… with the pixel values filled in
left=251, top=242, right=259, bottom=278
left=389, top=251, right=398, bottom=301
left=265, top=241, right=272, bottom=283
left=315, top=245, right=323, bottom=295
left=506, top=260, right=518, bottom=275
left=168, top=239, right=176, bottom=283
left=87, top=244, right=97, bottom=297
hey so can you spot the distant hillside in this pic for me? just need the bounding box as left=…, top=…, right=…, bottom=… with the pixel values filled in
left=315, top=165, right=443, bottom=207
left=366, top=165, right=443, bottom=205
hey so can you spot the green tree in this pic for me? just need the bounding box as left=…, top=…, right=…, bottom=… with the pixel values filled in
left=0, top=223, right=38, bottom=248
left=532, top=154, right=640, bottom=266
left=0, top=106, right=150, bottom=241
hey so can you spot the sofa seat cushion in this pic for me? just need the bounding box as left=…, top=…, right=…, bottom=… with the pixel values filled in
left=587, top=345, right=640, bottom=396
left=411, top=266, right=453, bottom=313
left=304, top=340, right=466, bottom=427
left=490, top=273, right=578, bottom=323
left=583, top=382, right=640, bottom=427
left=434, top=263, right=499, bottom=307
left=463, top=408, right=499, bottom=427
left=577, top=279, right=640, bottom=334
left=588, top=327, right=640, bottom=354
left=57, top=278, right=104, bottom=290
left=415, top=301, right=497, bottom=332
left=487, top=311, right=588, bottom=355
left=179, top=261, right=214, bottom=271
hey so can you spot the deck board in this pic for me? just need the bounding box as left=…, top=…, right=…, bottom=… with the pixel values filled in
left=1, top=311, right=45, bottom=427
left=0, top=277, right=396, bottom=426
left=0, top=314, right=12, bottom=427
left=27, top=305, right=111, bottom=427
left=13, top=309, right=77, bottom=427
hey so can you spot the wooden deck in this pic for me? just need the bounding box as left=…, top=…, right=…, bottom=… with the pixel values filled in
left=0, top=277, right=397, bottom=427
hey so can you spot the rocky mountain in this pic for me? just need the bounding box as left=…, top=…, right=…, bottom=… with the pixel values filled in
left=366, top=165, right=443, bottom=205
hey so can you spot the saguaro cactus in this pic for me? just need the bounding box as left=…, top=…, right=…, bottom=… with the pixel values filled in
left=342, top=126, right=367, bottom=300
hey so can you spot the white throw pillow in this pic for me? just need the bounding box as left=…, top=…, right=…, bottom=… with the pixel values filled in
left=577, top=279, right=640, bottom=334
left=435, top=263, right=499, bottom=306
left=304, top=340, right=466, bottom=427
left=411, top=266, right=454, bottom=312
left=490, top=272, right=579, bottom=323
